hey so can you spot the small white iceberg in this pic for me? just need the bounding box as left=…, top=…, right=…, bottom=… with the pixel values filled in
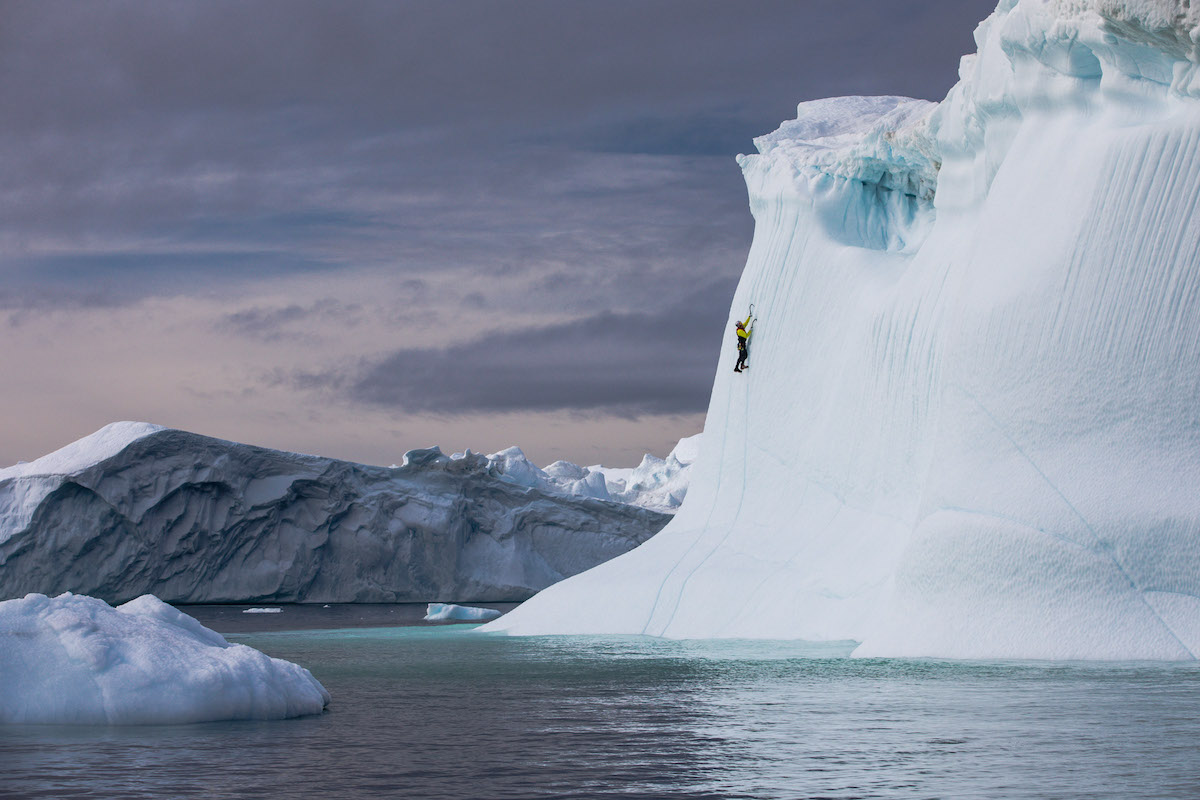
left=243, top=607, right=283, bottom=614
left=0, top=592, right=329, bottom=724
left=424, top=603, right=502, bottom=622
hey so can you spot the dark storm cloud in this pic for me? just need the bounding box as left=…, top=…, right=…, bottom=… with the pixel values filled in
left=1, top=1, right=994, bottom=132
left=0, top=0, right=997, bottom=275
left=351, top=277, right=737, bottom=416
left=0, top=0, right=999, bottom=424
left=220, top=298, right=364, bottom=340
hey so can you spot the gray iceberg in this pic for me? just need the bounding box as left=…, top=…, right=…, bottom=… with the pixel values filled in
left=0, top=423, right=669, bottom=603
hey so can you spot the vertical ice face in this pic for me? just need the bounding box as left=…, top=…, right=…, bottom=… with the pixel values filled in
left=486, top=0, right=1200, bottom=660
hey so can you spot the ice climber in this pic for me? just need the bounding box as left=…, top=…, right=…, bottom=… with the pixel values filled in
left=734, top=313, right=753, bottom=373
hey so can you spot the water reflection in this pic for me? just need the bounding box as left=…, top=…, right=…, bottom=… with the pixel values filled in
left=4, top=626, right=1200, bottom=799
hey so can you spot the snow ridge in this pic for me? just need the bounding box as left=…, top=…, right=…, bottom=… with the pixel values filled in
left=0, top=422, right=165, bottom=481
left=484, top=433, right=699, bottom=513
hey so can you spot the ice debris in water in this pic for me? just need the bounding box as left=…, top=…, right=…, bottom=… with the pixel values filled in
left=424, top=603, right=502, bottom=622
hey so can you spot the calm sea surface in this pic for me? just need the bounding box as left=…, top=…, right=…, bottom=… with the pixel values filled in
left=4, top=604, right=1200, bottom=799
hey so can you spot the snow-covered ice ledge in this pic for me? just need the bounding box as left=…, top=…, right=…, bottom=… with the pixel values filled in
left=0, top=593, right=329, bottom=724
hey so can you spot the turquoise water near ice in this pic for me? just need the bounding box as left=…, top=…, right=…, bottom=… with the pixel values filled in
left=5, top=613, right=1200, bottom=799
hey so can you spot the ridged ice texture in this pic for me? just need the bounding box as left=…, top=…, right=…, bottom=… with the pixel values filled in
left=0, top=425, right=668, bottom=604
left=487, top=433, right=700, bottom=513
left=487, top=0, right=1200, bottom=659
left=0, top=592, right=329, bottom=724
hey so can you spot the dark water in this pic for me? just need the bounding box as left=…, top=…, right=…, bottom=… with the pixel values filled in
left=175, top=602, right=521, bottom=633
left=4, top=607, right=1200, bottom=799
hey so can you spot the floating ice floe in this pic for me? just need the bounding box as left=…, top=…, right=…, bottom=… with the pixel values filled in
left=424, top=603, right=502, bottom=622
left=0, top=592, right=329, bottom=724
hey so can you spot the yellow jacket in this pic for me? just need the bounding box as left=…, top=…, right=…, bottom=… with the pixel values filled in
left=736, top=314, right=753, bottom=342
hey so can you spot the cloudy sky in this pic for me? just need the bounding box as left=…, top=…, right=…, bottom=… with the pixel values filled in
left=1, top=0, right=997, bottom=468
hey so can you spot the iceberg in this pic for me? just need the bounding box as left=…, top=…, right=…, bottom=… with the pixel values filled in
left=0, top=424, right=668, bottom=604
left=486, top=433, right=700, bottom=513
left=591, top=433, right=701, bottom=513
left=424, top=602, right=502, bottom=621
left=0, top=592, right=329, bottom=724
left=487, top=0, right=1200, bottom=660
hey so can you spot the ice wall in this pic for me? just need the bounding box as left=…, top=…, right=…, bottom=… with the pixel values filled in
left=487, top=0, right=1200, bottom=659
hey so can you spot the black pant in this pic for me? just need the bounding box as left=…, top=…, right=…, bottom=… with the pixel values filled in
left=736, top=345, right=749, bottom=370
